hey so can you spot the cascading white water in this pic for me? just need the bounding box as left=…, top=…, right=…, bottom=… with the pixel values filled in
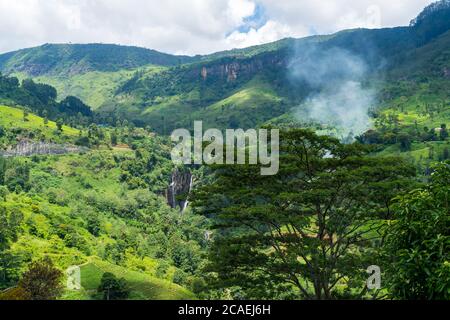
left=181, top=174, right=194, bottom=213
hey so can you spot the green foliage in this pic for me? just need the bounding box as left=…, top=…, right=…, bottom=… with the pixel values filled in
left=192, top=129, right=417, bottom=299
left=0, top=74, right=93, bottom=125
left=59, top=96, right=92, bottom=117
left=118, top=136, right=174, bottom=192
left=398, top=132, right=413, bottom=152
left=0, top=43, right=193, bottom=77
left=0, top=157, right=6, bottom=185
left=0, top=123, right=205, bottom=299
left=18, top=258, right=64, bottom=300
left=97, top=272, right=129, bottom=300
left=56, top=119, right=63, bottom=132
left=411, top=0, right=450, bottom=44
left=0, top=3, right=449, bottom=301
left=0, top=204, right=24, bottom=289
left=385, top=161, right=450, bottom=299
left=3, top=159, right=31, bottom=192
left=21, top=79, right=57, bottom=104
left=172, top=269, right=188, bottom=286
left=0, top=186, right=8, bottom=200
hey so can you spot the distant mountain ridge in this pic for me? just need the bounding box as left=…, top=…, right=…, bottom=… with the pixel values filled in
left=103, top=1, right=450, bottom=132
left=1, top=0, right=449, bottom=76
left=0, top=0, right=449, bottom=134
left=0, top=43, right=194, bottom=76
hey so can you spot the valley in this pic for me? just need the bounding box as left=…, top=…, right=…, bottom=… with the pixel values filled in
left=0, top=1, right=449, bottom=301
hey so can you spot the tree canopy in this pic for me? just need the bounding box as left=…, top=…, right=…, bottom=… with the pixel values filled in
left=192, top=129, right=417, bottom=299
left=385, top=161, right=450, bottom=300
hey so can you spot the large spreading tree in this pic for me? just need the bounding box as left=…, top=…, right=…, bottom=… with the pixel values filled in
left=192, top=129, right=417, bottom=299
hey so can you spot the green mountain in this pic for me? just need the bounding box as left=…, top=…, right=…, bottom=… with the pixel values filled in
left=0, top=44, right=194, bottom=110
left=1, top=2, right=448, bottom=135
left=0, top=1, right=449, bottom=301
left=0, top=43, right=193, bottom=76
left=104, top=23, right=449, bottom=133
left=0, top=103, right=205, bottom=300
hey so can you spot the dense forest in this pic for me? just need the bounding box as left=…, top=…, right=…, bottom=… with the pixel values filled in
left=0, top=1, right=449, bottom=300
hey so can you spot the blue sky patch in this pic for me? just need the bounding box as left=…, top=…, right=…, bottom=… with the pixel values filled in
left=237, top=3, right=268, bottom=33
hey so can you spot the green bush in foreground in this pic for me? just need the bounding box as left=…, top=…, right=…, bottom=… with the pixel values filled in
left=385, top=161, right=450, bottom=300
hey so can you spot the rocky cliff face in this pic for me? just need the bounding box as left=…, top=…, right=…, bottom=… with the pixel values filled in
left=198, top=51, right=288, bottom=83
left=166, top=169, right=193, bottom=212
left=0, top=140, right=87, bottom=157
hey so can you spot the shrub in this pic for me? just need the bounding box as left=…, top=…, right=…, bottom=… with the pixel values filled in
left=97, top=272, right=129, bottom=300
left=18, top=258, right=63, bottom=300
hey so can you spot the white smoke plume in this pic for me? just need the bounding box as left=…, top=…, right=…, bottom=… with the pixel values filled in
left=289, top=45, right=376, bottom=140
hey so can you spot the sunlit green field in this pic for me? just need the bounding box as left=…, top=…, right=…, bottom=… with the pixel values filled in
left=74, top=258, right=195, bottom=300
left=12, top=65, right=166, bottom=109
left=0, top=104, right=80, bottom=136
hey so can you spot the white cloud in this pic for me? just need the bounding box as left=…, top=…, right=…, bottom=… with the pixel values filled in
left=226, top=20, right=307, bottom=49
left=0, top=0, right=436, bottom=55
left=227, top=0, right=256, bottom=25
left=257, top=0, right=434, bottom=34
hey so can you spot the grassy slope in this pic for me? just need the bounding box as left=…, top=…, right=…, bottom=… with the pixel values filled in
left=378, top=140, right=450, bottom=162
left=368, top=29, right=450, bottom=165
left=191, top=77, right=284, bottom=129
left=132, top=76, right=286, bottom=133
left=12, top=65, right=166, bottom=110
left=77, top=258, right=195, bottom=300
left=0, top=104, right=79, bottom=136
left=0, top=104, right=196, bottom=300
left=381, top=30, right=450, bottom=120
left=374, top=93, right=450, bottom=167
left=1, top=27, right=446, bottom=135
left=3, top=150, right=196, bottom=300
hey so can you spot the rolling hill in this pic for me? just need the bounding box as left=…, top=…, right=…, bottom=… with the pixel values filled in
left=0, top=43, right=193, bottom=76
left=0, top=105, right=204, bottom=300
left=0, top=1, right=449, bottom=301
left=0, top=2, right=449, bottom=136
left=0, top=1, right=448, bottom=139
left=76, top=257, right=195, bottom=300
left=0, top=104, right=79, bottom=138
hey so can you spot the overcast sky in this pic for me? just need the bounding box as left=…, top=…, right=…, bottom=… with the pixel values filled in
left=0, top=0, right=435, bottom=55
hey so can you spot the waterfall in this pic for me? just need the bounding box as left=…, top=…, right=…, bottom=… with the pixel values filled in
left=181, top=174, right=194, bottom=213
left=166, top=169, right=193, bottom=212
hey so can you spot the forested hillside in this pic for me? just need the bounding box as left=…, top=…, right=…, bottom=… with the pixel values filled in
left=0, top=1, right=449, bottom=301
left=0, top=104, right=207, bottom=299
left=0, top=43, right=193, bottom=76
left=1, top=2, right=449, bottom=137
